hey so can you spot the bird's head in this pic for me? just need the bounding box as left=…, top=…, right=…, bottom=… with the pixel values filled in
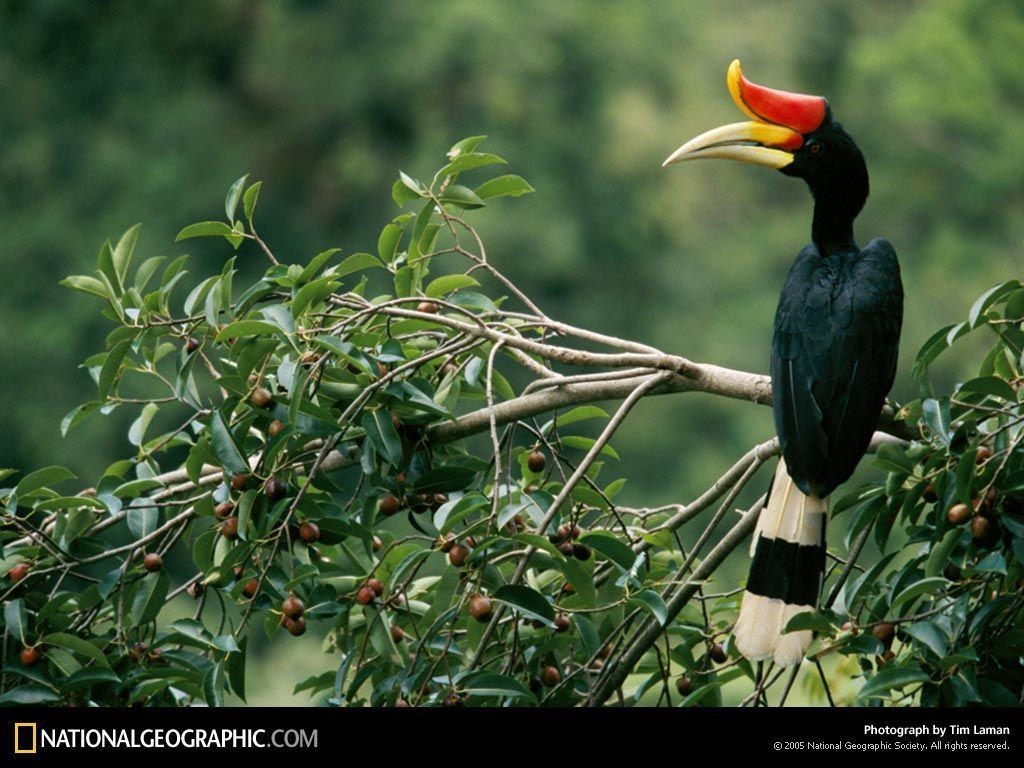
left=664, top=60, right=868, bottom=219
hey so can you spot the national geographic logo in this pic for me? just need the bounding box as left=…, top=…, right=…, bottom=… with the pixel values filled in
left=13, top=723, right=37, bottom=754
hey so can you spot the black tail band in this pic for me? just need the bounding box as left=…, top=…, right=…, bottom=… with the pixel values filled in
left=746, top=535, right=825, bottom=607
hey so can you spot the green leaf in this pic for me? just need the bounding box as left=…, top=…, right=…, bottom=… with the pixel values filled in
left=969, top=280, right=1020, bottom=328
left=61, top=402, right=101, bottom=436
left=225, top=174, right=249, bottom=221
left=4, top=600, right=26, bottom=644
left=921, top=398, right=950, bottom=443
left=782, top=611, right=835, bottom=635
left=903, top=621, right=948, bottom=657
left=857, top=664, right=928, bottom=701
left=579, top=532, right=636, bottom=570
left=63, top=667, right=121, bottom=689
left=209, top=411, right=249, bottom=475
left=298, top=247, right=341, bottom=283
left=630, top=589, right=667, bottom=627
left=15, top=466, right=76, bottom=496
left=460, top=671, right=535, bottom=701
left=176, top=221, right=235, bottom=241
left=360, top=410, right=403, bottom=467
left=228, top=637, right=248, bottom=702
left=112, top=224, right=141, bottom=285
left=439, top=185, right=486, bottom=209
left=475, top=174, right=535, bottom=199
left=128, top=402, right=160, bottom=447
left=493, top=584, right=554, bottom=624
left=377, top=223, right=403, bottom=263
left=127, top=502, right=159, bottom=540
left=436, top=152, right=506, bottom=179
left=243, top=180, right=262, bottom=222
left=958, top=376, right=1017, bottom=402
left=413, top=466, right=478, bottom=494
left=425, top=274, right=480, bottom=298
left=0, top=684, right=61, bottom=705
left=61, top=274, right=109, bottom=299
left=130, top=570, right=169, bottom=625
left=561, top=435, right=619, bottom=460
left=215, top=320, right=282, bottom=341
left=98, top=339, right=132, bottom=399
left=872, top=443, right=914, bottom=474
left=335, top=251, right=383, bottom=278
left=448, top=135, right=487, bottom=157
left=925, top=528, right=960, bottom=577
left=39, top=633, right=110, bottom=667
left=891, top=577, right=949, bottom=612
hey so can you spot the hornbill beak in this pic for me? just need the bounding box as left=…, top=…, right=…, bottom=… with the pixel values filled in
left=663, top=59, right=828, bottom=170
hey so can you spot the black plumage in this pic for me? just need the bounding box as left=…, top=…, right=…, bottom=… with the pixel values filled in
left=772, top=237, right=903, bottom=498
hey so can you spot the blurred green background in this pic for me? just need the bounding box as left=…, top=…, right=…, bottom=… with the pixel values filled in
left=2, top=0, right=1023, bottom=703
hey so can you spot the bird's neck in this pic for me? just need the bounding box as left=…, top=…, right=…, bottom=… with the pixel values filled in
left=811, top=193, right=857, bottom=253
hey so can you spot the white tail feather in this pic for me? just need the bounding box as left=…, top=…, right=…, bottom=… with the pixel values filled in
left=734, top=458, right=826, bottom=667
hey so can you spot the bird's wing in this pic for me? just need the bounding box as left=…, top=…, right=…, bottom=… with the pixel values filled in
left=771, top=239, right=903, bottom=496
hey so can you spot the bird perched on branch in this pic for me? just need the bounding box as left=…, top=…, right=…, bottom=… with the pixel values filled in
left=664, top=60, right=903, bottom=666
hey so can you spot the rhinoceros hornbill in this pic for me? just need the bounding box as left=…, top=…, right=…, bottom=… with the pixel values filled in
left=664, top=60, right=903, bottom=666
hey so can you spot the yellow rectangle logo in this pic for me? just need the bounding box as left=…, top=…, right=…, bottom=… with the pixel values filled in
left=14, top=722, right=37, bottom=754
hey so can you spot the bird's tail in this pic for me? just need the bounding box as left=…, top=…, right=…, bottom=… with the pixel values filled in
left=733, top=458, right=827, bottom=666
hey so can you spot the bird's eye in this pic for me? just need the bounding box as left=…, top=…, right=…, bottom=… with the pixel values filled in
left=806, top=141, right=824, bottom=157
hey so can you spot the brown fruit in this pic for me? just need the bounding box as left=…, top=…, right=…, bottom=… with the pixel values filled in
left=372, top=535, right=383, bottom=552
left=541, top=665, right=561, bottom=687
left=922, top=483, right=938, bottom=503
left=148, top=648, right=163, bottom=662
left=878, top=649, right=895, bottom=667
left=976, top=445, right=994, bottom=464
left=442, top=693, right=463, bottom=707
left=300, top=350, right=319, bottom=366
left=709, top=642, right=727, bottom=664
left=283, top=616, right=306, bottom=636
left=282, top=596, right=305, bottom=619
left=20, top=647, right=40, bottom=667
left=390, top=625, right=406, bottom=643
left=590, top=658, right=604, bottom=671
left=356, top=586, right=375, bottom=605
left=840, top=621, right=858, bottom=635
left=143, top=553, right=163, bottom=572
left=220, top=516, right=239, bottom=539
left=366, top=578, right=385, bottom=596
left=872, top=622, right=896, bottom=647
left=558, top=541, right=575, bottom=557
left=250, top=387, right=273, bottom=408
left=128, top=642, right=149, bottom=662
left=395, top=697, right=412, bottom=707
left=469, top=594, right=492, bottom=622
left=379, top=493, right=402, bottom=516
left=948, top=503, right=971, bottom=525
left=555, top=524, right=572, bottom=542
left=434, top=493, right=448, bottom=507
left=265, top=476, right=288, bottom=501
left=554, top=613, right=571, bottom=633
left=527, top=450, right=547, bottom=473
left=600, top=644, right=613, bottom=659
left=185, top=337, right=200, bottom=354
left=448, top=543, right=470, bottom=567
left=972, top=515, right=996, bottom=544
left=572, top=543, right=592, bottom=561
left=215, top=501, right=235, bottom=519
left=187, top=581, right=205, bottom=599
left=242, top=579, right=259, bottom=598
left=9, top=563, right=29, bottom=583
left=395, top=472, right=407, bottom=485
left=230, top=473, right=249, bottom=492
left=299, top=521, right=320, bottom=544
left=676, top=676, right=692, bottom=696
left=267, top=419, right=285, bottom=438
left=439, top=533, right=456, bottom=552
left=417, top=300, right=439, bottom=314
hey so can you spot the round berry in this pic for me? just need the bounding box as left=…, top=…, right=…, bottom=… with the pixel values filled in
left=366, top=578, right=385, bottom=596
left=250, top=387, right=273, bottom=408
left=20, top=647, right=40, bottom=667
left=282, top=596, right=305, bottom=619
left=379, top=493, right=402, bottom=516
left=283, top=616, right=306, bottom=636
left=448, top=543, right=470, bottom=567
left=299, top=521, right=320, bottom=544
left=540, top=665, right=561, bottom=687
left=143, top=553, right=163, bottom=572
left=220, top=516, right=239, bottom=539
left=469, top=594, right=492, bottom=623
left=214, top=501, right=235, bottom=519
left=527, top=451, right=546, bottom=473
left=356, top=586, right=375, bottom=605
